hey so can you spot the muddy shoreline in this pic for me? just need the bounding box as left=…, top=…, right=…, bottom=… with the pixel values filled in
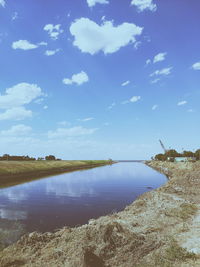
left=1, top=161, right=200, bottom=266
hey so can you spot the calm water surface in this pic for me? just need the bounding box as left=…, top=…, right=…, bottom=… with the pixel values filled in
left=0, top=163, right=167, bottom=234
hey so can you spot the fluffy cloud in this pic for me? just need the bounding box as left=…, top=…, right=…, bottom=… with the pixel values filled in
left=12, top=40, right=38, bottom=50
left=70, top=18, right=143, bottom=55
left=63, top=71, right=89, bottom=86
left=0, top=107, right=32, bottom=121
left=0, top=83, right=43, bottom=109
left=146, top=59, right=151, bottom=65
left=48, top=126, right=98, bottom=139
left=0, top=83, right=43, bottom=121
left=130, top=96, right=141, bottom=102
left=44, top=24, right=63, bottom=40
left=150, top=67, right=172, bottom=77
left=121, top=80, right=130, bottom=86
left=153, top=52, right=167, bottom=63
left=177, top=101, right=187, bottom=106
left=87, top=0, right=109, bottom=7
left=131, top=0, right=157, bottom=12
left=152, top=104, right=158, bottom=110
left=192, top=62, right=200, bottom=70
left=0, top=0, right=5, bottom=7
left=44, top=49, right=60, bottom=56
left=0, top=124, right=32, bottom=136
left=12, top=40, right=47, bottom=50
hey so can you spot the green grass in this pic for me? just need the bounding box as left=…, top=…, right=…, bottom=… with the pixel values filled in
left=0, top=160, right=111, bottom=188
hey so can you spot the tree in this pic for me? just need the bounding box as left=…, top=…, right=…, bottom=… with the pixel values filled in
left=155, top=153, right=167, bottom=161
left=45, top=155, right=56, bottom=160
left=165, top=149, right=180, bottom=158
left=182, top=150, right=194, bottom=157
left=195, top=149, right=200, bottom=160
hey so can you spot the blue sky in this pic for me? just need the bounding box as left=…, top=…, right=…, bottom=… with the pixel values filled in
left=0, top=0, right=200, bottom=159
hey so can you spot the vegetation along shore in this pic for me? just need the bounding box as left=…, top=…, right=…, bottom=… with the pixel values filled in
left=1, top=160, right=200, bottom=266
left=0, top=159, right=112, bottom=188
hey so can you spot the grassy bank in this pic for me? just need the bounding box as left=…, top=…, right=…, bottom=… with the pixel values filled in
left=0, top=160, right=111, bottom=188
left=1, top=161, right=200, bottom=266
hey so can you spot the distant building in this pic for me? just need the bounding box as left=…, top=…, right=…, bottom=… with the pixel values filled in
left=174, top=157, right=196, bottom=162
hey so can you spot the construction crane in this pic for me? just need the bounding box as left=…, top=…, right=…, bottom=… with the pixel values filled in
left=159, top=140, right=168, bottom=153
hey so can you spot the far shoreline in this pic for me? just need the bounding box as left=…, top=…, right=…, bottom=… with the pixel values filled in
left=0, top=160, right=113, bottom=189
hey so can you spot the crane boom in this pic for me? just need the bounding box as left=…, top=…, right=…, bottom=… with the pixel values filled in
left=159, top=140, right=167, bottom=153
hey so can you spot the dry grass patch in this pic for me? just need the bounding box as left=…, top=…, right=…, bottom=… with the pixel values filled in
left=165, top=203, right=197, bottom=220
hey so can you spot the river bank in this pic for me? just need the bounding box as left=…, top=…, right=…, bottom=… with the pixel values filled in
left=1, top=161, right=200, bottom=266
left=0, top=160, right=111, bottom=188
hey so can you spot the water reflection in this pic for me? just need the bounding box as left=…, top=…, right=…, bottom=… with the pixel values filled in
left=0, top=163, right=167, bottom=233
left=0, top=208, right=27, bottom=220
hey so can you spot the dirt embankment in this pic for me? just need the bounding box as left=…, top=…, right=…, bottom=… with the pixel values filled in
left=1, top=161, right=200, bottom=267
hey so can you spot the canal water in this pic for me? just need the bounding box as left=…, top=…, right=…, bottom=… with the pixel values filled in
left=0, top=163, right=167, bottom=244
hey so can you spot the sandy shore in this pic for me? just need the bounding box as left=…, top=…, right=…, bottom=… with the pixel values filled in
left=1, top=161, right=200, bottom=266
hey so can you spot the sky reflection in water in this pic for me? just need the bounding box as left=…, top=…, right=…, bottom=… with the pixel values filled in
left=0, top=163, right=167, bottom=232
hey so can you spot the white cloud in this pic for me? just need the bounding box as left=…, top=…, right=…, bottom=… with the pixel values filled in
left=0, top=83, right=43, bottom=121
left=43, top=105, right=48, bottom=109
left=0, top=124, right=32, bottom=136
left=0, top=0, right=5, bottom=7
left=63, top=71, right=89, bottom=86
left=177, top=101, right=187, bottom=106
left=108, top=102, right=116, bottom=109
left=153, top=52, right=167, bottom=63
left=150, top=67, right=172, bottom=77
left=121, top=80, right=130, bottom=86
left=192, top=62, right=200, bottom=70
left=12, top=40, right=47, bottom=50
left=131, top=0, right=157, bottom=12
left=146, top=59, right=151, bottom=65
left=70, top=18, right=143, bottom=55
left=44, top=24, right=63, bottom=40
left=150, top=78, right=160, bottom=84
left=12, top=40, right=38, bottom=50
left=134, top=41, right=141, bottom=50
left=0, top=107, right=32, bottom=121
left=12, top=12, right=18, bottom=21
left=38, top=41, right=47, bottom=46
left=188, top=109, right=194, bottom=113
left=122, top=95, right=141, bottom=104
left=87, top=0, right=109, bottom=7
left=34, top=98, right=44, bottom=104
left=48, top=126, right=98, bottom=139
left=0, top=83, right=43, bottom=109
left=44, top=49, right=60, bottom=56
left=79, top=117, right=94, bottom=122
left=130, top=96, right=141, bottom=102
left=152, top=104, right=158, bottom=110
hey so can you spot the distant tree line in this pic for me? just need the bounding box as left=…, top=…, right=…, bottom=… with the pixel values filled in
left=0, top=154, right=61, bottom=161
left=154, top=149, right=200, bottom=161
